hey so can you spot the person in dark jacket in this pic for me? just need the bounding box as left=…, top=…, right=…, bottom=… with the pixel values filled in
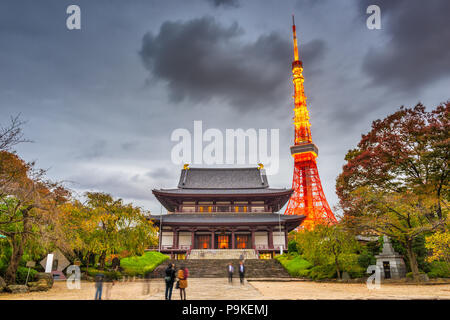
left=239, top=260, right=245, bottom=285
left=164, top=263, right=176, bottom=300
left=227, top=262, right=234, bottom=284
left=94, top=272, right=104, bottom=300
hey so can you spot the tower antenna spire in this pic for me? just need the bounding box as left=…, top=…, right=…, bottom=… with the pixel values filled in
left=292, top=14, right=299, bottom=61
left=285, top=16, right=337, bottom=229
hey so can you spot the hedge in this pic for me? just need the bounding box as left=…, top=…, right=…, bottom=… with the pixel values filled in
left=120, top=251, right=169, bottom=276
left=275, top=254, right=313, bottom=277
left=427, top=261, right=450, bottom=278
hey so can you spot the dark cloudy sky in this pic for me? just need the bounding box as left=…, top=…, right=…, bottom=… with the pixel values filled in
left=1, top=0, right=449, bottom=215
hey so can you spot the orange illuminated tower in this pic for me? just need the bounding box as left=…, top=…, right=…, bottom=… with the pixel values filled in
left=284, top=16, right=337, bottom=229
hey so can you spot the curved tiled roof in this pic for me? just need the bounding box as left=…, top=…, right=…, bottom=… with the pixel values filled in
left=149, top=213, right=305, bottom=232
left=178, top=167, right=268, bottom=189
left=155, top=188, right=291, bottom=195
left=150, top=213, right=302, bottom=224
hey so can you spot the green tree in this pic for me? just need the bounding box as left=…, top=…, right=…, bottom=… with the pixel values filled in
left=296, top=224, right=360, bottom=279
left=336, top=102, right=449, bottom=281
left=63, top=192, right=158, bottom=270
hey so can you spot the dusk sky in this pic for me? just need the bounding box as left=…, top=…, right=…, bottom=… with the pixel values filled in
left=1, top=0, right=449, bottom=215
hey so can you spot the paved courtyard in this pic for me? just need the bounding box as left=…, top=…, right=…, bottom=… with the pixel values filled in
left=1, top=278, right=450, bottom=300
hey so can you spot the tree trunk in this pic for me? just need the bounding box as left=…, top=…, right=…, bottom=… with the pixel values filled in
left=405, top=240, right=420, bottom=282
left=5, top=238, right=24, bottom=284
left=335, top=256, right=341, bottom=280
left=99, top=251, right=106, bottom=270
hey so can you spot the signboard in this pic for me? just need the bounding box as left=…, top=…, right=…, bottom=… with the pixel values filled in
left=26, top=261, right=36, bottom=268
left=45, top=254, right=54, bottom=273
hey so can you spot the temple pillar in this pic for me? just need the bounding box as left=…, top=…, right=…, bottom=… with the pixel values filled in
left=172, top=227, right=178, bottom=249
left=174, top=228, right=179, bottom=249
left=268, top=227, right=273, bottom=249
left=191, top=229, right=195, bottom=249
left=284, top=225, right=288, bottom=249
left=251, top=228, right=255, bottom=249
left=231, top=229, right=235, bottom=249
left=211, top=230, right=215, bottom=249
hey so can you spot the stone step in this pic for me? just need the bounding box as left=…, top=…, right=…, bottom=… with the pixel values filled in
left=151, top=259, right=291, bottom=279
left=188, top=249, right=258, bottom=260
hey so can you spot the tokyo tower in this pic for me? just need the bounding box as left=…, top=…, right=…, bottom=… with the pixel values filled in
left=284, top=16, right=337, bottom=229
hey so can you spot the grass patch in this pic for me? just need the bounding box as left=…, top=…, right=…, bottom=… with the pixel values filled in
left=120, top=251, right=169, bottom=276
left=275, top=254, right=313, bottom=277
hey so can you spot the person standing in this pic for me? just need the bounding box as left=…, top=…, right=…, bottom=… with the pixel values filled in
left=239, top=260, right=245, bottom=285
left=227, top=262, right=234, bottom=284
left=94, top=272, right=104, bottom=300
left=164, top=263, right=176, bottom=300
left=177, top=265, right=188, bottom=300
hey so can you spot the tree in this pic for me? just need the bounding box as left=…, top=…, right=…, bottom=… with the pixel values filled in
left=425, top=230, right=450, bottom=264
left=0, top=114, right=31, bottom=151
left=0, top=151, right=69, bottom=283
left=336, top=102, right=449, bottom=281
left=63, top=192, right=158, bottom=270
left=295, top=224, right=360, bottom=279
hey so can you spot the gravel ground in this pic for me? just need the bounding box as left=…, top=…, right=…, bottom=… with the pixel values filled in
left=1, top=278, right=449, bottom=300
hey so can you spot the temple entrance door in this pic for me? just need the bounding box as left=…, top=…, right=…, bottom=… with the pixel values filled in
left=235, top=235, right=250, bottom=249
left=195, top=235, right=211, bottom=249
left=383, top=261, right=391, bottom=279
left=216, top=235, right=230, bottom=249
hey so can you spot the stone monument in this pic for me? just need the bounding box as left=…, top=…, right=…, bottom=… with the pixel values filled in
left=375, top=236, right=406, bottom=279
left=40, top=249, right=70, bottom=280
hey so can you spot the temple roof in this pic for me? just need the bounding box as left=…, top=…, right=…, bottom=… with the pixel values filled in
left=178, top=167, right=268, bottom=189
left=149, top=213, right=305, bottom=232
left=154, top=188, right=291, bottom=195
left=152, top=166, right=293, bottom=212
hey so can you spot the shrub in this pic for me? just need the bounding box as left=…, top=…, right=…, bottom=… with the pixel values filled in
left=406, top=271, right=426, bottom=279
left=309, top=264, right=337, bottom=280
left=120, top=251, right=169, bottom=276
left=427, top=261, right=450, bottom=278
left=297, top=269, right=311, bottom=277
left=340, top=253, right=366, bottom=278
left=85, top=268, right=122, bottom=280
left=357, top=254, right=372, bottom=270
left=15, top=267, right=38, bottom=284
left=288, top=240, right=298, bottom=253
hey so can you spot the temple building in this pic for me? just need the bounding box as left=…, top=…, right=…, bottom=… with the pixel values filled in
left=150, top=166, right=305, bottom=259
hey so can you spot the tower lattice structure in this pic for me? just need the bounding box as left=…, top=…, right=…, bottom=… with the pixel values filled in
left=284, top=17, right=337, bottom=229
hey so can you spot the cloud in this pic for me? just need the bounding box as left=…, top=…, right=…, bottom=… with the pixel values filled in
left=205, top=0, right=239, bottom=8
left=139, top=16, right=326, bottom=111
left=359, top=0, right=450, bottom=93
left=146, top=167, right=174, bottom=180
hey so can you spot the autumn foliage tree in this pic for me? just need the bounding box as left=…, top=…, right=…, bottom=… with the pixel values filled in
left=0, top=115, right=71, bottom=284
left=336, top=102, right=449, bottom=281
left=62, top=192, right=158, bottom=270
left=0, top=151, right=69, bottom=284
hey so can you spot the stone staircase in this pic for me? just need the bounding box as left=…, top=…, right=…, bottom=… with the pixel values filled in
left=150, top=259, right=291, bottom=279
left=188, top=249, right=258, bottom=260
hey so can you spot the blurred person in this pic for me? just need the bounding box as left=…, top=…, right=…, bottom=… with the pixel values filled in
left=177, top=265, right=188, bottom=300
left=94, top=272, right=105, bottom=300
left=104, top=276, right=115, bottom=300
left=239, top=260, right=245, bottom=285
left=227, top=262, right=234, bottom=284
left=143, top=271, right=151, bottom=295
left=164, top=263, right=176, bottom=300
